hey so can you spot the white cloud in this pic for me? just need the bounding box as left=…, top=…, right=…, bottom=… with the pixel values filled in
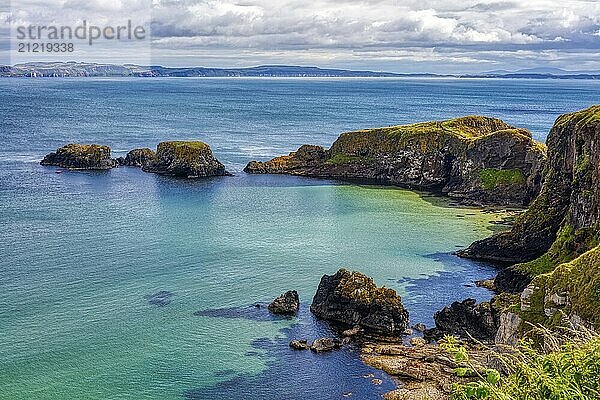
left=3, top=0, right=600, bottom=71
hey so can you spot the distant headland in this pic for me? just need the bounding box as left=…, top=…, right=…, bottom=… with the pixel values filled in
left=1, top=62, right=599, bottom=79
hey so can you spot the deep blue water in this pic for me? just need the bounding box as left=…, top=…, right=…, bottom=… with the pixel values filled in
left=0, top=78, right=598, bottom=400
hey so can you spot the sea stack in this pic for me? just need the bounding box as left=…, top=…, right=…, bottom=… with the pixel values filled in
left=41, top=144, right=117, bottom=170
left=143, top=141, right=230, bottom=178
left=311, top=269, right=409, bottom=336
left=118, top=148, right=156, bottom=168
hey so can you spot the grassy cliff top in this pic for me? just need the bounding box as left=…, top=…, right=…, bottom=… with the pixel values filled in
left=329, top=116, right=540, bottom=156
left=555, top=105, right=600, bottom=129
left=157, top=141, right=210, bottom=151
left=57, top=144, right=110, bottom=153
left=348, top=116, right=515, bottom=140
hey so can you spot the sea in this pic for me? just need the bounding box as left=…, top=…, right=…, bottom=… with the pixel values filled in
left=0, top=77, right=598, bottom=400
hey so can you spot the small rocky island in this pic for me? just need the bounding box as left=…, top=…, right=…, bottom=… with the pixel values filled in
left=41, top=141, right=230, bottom=178
left=311, top=269, right=409, bottom=336
left=245, top=116, right=547, bottom=206
left=143, top=141, right=230, bottom=178
left=40, top=144, right=117, bottom=170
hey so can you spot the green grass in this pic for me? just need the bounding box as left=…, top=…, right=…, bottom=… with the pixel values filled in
left=554, top=105, right=600, bottom=129
left=517, top=225, right=599, bottom=277
left=445, top=330, right=600, bottom=400
left=478, top=168, right=526, bottom=190
left=325, top=153, right=368, bottom=165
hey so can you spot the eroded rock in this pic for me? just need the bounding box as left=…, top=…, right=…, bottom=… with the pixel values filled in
left=311, top=269, right=409, bottom=336
left=143, top=141, right=230, bottom=178
left=268, top=290, right=300, bottom=315
left=41, top=143, right=117, bottom=170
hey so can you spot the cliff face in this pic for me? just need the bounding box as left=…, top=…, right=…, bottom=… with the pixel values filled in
left=459, top=106, right=600, bottom=270
left=143, top=141, right=230, bottom=178
left=245, top=116, right=547, bottom=207
left=455, top=105, right=600, bottom=335
left=41, top=144, right=117, bottom=170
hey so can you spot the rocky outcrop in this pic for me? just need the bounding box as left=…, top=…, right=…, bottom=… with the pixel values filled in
left=459, top=105, right=600, bottom=267
left=362, top=342, right=502, bottom=400
left=117, top=148, right=156, bottom=168
left=310, top=269, right=409, bottom=336
left=520, top=244, right=600, bottom=330
left=245, top=116, right=547, bottom=206
left=143, top=141, right=230, bottom=178
left=289, top=339, right=310, bottom=350
left=41, top=144, right=117, bottom=170
left=310, top=337, right=342, bottom=353
left=268, top=290, right=300, bottom=315
left=433, top=299, right=500, bottom=342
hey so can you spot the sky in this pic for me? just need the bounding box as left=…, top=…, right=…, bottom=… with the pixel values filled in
left=1, top=0, right=599, bottom=73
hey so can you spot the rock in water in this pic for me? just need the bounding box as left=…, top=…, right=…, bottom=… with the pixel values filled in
left=310, top=337, right=342, bottom=353
left=311, top=269, right=409, bottom=336
left=433, top=298, right=499, bottom=342
left=143, top=141, right=230, bottom=178
left=289, top=339, right=310, bottom=350
left=245, top=116, right=547, bottom=207
left=268, top=290, right=300, bottom=315
left=41, top=144, right=117, bottom=170
left=119, top=148, right=156, bottom=168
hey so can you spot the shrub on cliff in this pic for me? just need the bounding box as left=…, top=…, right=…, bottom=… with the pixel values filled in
left=443, top=328, right=600, bottom=400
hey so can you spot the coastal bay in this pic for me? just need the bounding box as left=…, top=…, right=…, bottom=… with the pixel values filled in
left=1, top=78, right=599, bottom=399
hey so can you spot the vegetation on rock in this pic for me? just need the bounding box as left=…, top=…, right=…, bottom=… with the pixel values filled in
left=311, top=269, right=409, bottom=335
left=443, top=329, right=600, bottom=400
left=143, top=141, right=230, bottom=178
left=41, top=143, right=116, bottom=170
left=478, top=169, right=526, bottom=191
left=246, top=116, right=546, bottom=207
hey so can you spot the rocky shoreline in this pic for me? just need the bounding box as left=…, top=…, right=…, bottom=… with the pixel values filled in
left=39, top=106, right=600, bottom=399
left=254, top=105, right=600, bottom=399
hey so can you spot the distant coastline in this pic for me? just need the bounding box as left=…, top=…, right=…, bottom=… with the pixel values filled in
left=2, top=62, right=599, bottom=79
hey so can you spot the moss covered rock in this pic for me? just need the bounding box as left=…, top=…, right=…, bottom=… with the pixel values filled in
left=118, top=148, right=156, bottom=168
left=143, top=141, right=230, bottom=178
left=310, top=269, right=409, bottom=336
left=245, top=116, right=546, bottom=207
left=41, top=143, right=117, bottom=170
left=460, top=105, right=600, bottom=268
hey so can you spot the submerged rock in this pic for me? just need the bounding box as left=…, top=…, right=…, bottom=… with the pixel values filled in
left=119, top=148, right=156, bottom=168
left=41, top=143, right=117, bottom=170
left=311, top=269, right=409, bottom=336
left=268, top=290, right=300, bottom=315
left=145, top=290, right=175, bottom=307
left=310, top=337, right=342, bottom=353
left=245, top=116, right=547, bottom=207
left=143, top=141, right=230, bottom=178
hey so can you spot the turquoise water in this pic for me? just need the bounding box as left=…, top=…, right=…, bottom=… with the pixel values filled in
left=1, top=78, right=599, bottom=399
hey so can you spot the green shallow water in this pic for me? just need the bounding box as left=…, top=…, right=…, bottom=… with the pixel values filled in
left=0, top=164, right=506, bottom=400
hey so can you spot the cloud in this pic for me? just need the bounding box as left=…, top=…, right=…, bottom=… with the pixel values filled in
left=3, top=0, right=600, bottom=72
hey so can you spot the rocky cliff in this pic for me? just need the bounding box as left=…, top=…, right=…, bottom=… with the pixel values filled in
left=311, top=269, right=409, bottom=336
left=459, top=106, right=600, bottom=271
left=143, top=141, right=230, bottom=178
left=457, top=105, right=600, bottom=334
left=245, top=116, right=547, bottom=206
left=41, top=144, right=117, bottom=170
